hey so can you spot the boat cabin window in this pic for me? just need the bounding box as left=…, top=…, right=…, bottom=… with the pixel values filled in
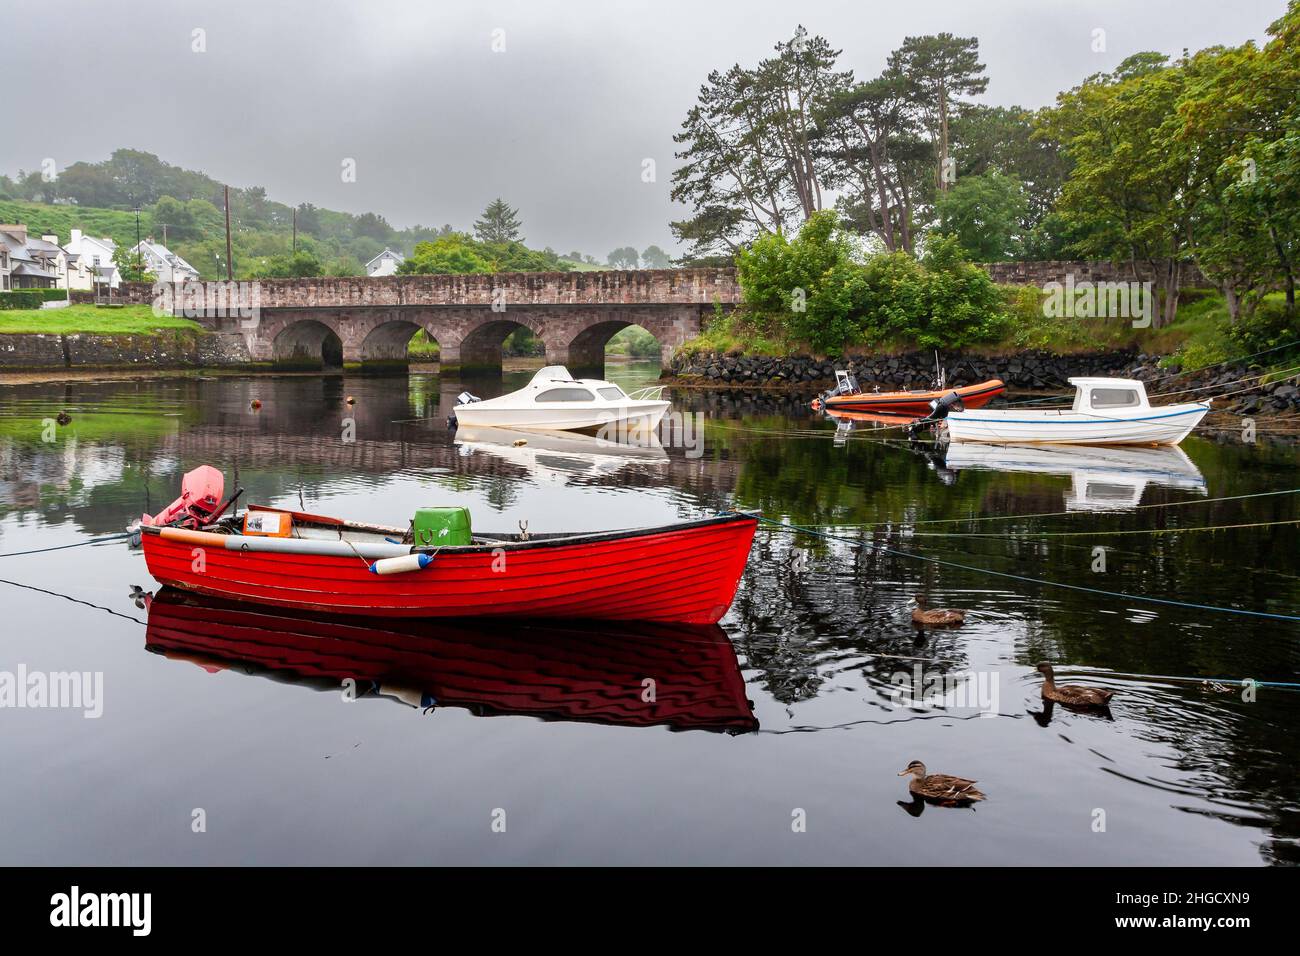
left=1089, top=387, right=1140, bottom=409
left=536, top=387, right=595, bottom=402
left=597, top=386, right=626, bottom=401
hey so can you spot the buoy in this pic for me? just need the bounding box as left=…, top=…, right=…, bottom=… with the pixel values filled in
left=250, top=399, right=262, bottom=410
left=55, top=411, right=72, bottom=426
left=368, top=553, right=435, bottom=575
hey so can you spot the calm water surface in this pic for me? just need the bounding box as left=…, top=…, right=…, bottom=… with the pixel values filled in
left=1, top=361, right=1298, bottom=865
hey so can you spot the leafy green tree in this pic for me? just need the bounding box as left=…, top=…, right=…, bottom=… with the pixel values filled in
left=816, top=68, right=928, bottom=253
left=672, top=28, right=849, bottom=257
left=296, top=203, right=322, bottom=236
left=736, top=210, right=867, bottom=353
left=250, top=250, right=323, bottom=278
left=607, top=247, right=640, bottom=269
left=640, top=245, right=673, bottom=269
left=149, top=196, right=202, bottom=241
left=324, top=254, right=364, bottom=277
left=473, top=199, right=523, bottom=244
left=399, top=234, right=493, bottom=274
left=891, top=33, right=988, bottom=194
left=112, top=244, right=155, bottom=283
left=1177, top=5, right=1300, bottom=317
left=353, top=211, right=392, bottom=241
left=950, top=104, right=1070, bottom=243
left=1040, top=53, right=1194, bottom=326
left=933, top=171, right=1029, bottom=261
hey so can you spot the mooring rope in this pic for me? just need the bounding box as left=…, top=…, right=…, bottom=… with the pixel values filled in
left=0, top=531, right=136, bottom=558
left=907, top=518, right=1300, bottom=539
left=748, top=513, right=1300, bottom=623
left=797, top=487, right=1300, bottom=528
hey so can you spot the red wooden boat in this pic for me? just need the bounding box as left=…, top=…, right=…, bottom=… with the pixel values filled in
left=144, top=589, right=757, bottom=733
left=140, top=503, right=758, bottom=625
left=812, top=378, right=1005, bottom=414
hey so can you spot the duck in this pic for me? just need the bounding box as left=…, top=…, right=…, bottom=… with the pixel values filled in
left=55, top=411, right=72, bottom=426
left=1036, top=662, right=1114, bottom=708
left=345, top=395, right=356, bottom=406
left=897, top=760, right=986, bottom=804
left=911, top=594, right=966, bottom=628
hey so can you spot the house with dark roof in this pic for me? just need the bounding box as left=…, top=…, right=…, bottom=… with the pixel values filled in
left=0, top=225, right=64, bottom=289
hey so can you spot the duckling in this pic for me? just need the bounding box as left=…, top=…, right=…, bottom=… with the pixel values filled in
left=1036, top=662, right=1114, bottom=708
left=55, top=411, right=72, bottom=426
left=911, top=594, right=966, bottom=628
left=897, top=760, right=986, bottom=804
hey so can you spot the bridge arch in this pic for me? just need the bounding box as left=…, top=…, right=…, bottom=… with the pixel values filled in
left=358, top=319, right=440, bottom=368
left=456, top=316, right=549, bottom=373
left=566, top=319, right=665, bottom=375
left=272, top=319, right=343, bottom=369
left=556, top=309, right=688, bottom=374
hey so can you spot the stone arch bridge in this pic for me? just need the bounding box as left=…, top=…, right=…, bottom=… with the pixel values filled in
left=199, top=270, right=740, bottom=373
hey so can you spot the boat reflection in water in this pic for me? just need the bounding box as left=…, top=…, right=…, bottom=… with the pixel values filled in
left=453, top=425, right=668, bottom=485
left=943, top=443, right=1207, bottom=510
left=143, top=589, right=757, bottom=734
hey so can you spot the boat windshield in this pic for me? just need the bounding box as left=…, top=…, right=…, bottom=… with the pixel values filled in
left=1090, top=387, right=1141, bottom=409
left=529, top=366, right=575, bottom=385
left=536, top=387, right=595, bottom=402
left=597, top=386, right=626, bottom=401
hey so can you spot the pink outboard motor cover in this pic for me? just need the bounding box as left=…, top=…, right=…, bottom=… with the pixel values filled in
left=140, top=465, right=225, bottom=529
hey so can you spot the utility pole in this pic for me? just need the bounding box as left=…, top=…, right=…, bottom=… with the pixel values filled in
left=134, top=207, right=142, bottom=277
left=224, top=185, right=233, bottom=281
left=292, top=208, right=297, bottom=254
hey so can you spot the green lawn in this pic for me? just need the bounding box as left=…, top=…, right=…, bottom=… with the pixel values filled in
left=0, top=304, right=204, bottom=335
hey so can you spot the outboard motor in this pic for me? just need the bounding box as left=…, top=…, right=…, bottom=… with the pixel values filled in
left=448, top=391, right=481, bottom=428
left=138, top=465, right=225, bottom=530
left=929, top=390, right=966, bottom=419
left=907, top=390, right=966, bottom=438
left=813, top=369, right=860, bottom=411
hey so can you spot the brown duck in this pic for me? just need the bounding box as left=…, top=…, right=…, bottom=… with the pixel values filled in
left=1036, top=662, right=1114, bottom=708
left=897, top=760, right=986, bottom=804
left=911, top=594, right=966, bottom=628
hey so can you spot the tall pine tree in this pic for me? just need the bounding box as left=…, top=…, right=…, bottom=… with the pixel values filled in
left=473, top=198, right=523, bottom=243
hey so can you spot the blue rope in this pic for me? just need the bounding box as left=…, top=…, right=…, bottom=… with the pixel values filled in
left=751, top=514, right=1300, bottom=624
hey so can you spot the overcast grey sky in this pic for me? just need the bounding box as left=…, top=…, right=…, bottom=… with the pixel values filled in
left=0, top=0, right=1285, bottom=256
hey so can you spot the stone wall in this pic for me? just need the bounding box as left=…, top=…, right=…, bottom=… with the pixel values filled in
left=75, top=269, right=743, bottom=313
left=70, top=261, right=1210, bottom=311
left=0, top=331, right=249, bottom=370
left=981, top=259, right=1209, bottom=288
left=668, top=348, right=1142, bottom=391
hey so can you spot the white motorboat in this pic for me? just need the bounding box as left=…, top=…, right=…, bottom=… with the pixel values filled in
left=451, top=366, right=670, bottom=432
left=942, top=377, right=1210, bottom=446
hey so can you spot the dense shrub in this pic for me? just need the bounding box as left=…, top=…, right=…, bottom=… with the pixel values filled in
left=735, top=214, right=1013, bottom=354
left=0, top=290, right=52, bottom=310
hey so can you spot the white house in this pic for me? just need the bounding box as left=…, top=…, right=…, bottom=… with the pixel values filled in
left=128, top=239, right=201, bottom=283
left=63, top=229, right=121, bottom=290
left=366, top=248, right=405, bottom=277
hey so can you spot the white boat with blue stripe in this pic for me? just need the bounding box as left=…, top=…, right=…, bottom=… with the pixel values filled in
left=942, top=377, right=1210, bottom=446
